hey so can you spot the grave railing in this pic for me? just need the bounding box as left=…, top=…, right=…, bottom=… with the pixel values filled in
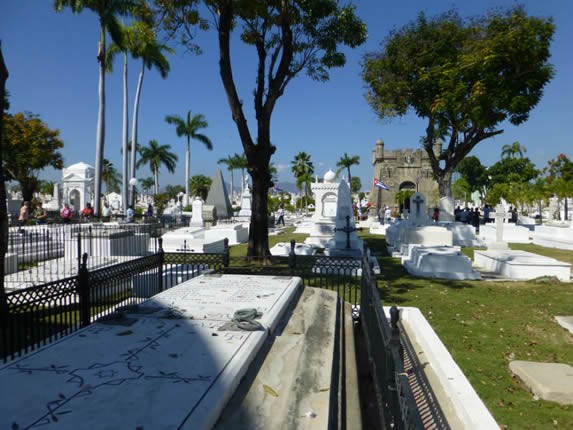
left=359, top=252, right=450, bottom=429
left=1, top=250, right=165, bottom=363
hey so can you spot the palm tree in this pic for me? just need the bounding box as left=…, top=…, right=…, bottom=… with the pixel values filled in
left=139, top=177, right=155, bottom=195
left=501, top=141, right=527, bottom=159
left=136, top=139, right=178, bottom=194
left=107, top=20, right=174, bottom=209
left=291, top=152, right=314, bottom=212
left=234, top=153, right=248, bottom=192
left=102, top=158, right=120, bottom=194
left=129, top=21, right=173, bottom=206
left=189, top=174, right=213, bottom=201
left=55, top=0, right=136, bottom=216
left=165, top=111, right=213, bottom=206
left=336, top=153, right=360, bottom=184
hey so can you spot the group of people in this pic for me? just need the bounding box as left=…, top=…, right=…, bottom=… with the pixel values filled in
left=18, top=201, right=47, bottom=227
left=17, top=200, right=154, bottom=226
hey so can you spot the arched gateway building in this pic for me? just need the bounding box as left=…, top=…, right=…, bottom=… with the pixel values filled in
left=369, top=139, right=440, bottom=212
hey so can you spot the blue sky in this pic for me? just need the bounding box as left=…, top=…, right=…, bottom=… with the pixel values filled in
left=2, top=0, right=572, bottom=191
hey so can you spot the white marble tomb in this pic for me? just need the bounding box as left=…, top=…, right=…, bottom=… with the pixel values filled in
left=0, top=274, right=303, bottom=430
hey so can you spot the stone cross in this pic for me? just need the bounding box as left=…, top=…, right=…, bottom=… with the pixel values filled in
left=494, top=205, right=506, bottom=244
left=334, top=215, right=357, bottom=249
left=412, top=194, right=424, bottom=217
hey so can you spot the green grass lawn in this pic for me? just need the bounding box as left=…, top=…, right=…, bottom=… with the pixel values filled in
left=359, top=232, right=573, bottom=430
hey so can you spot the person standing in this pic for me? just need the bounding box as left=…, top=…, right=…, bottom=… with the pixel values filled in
left=102, top=202, right=112, bottom=222
left=18, top=201, right=30, bottom=228
left=145, top=204, right=154, bottom=218
left=126, top=205, right=135, bottom=223
left=34, top=202, right=48, bottom=223
left=60, top=203, right=72, bottom=223
left=82, top=202, right=94, bottom=222
left=384, top=206, right=392, bottom=224
left=276, top=204, right=285, bottom=226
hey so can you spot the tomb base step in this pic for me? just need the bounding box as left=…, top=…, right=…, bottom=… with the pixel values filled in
left=215, top=287, right=361, bottom=429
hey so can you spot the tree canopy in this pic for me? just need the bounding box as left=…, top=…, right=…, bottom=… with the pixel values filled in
left=157, top=0, right=366, bottom=257
left=2, top=112, right=64, bottom=202
left=362, top=7, right=554, bottom=198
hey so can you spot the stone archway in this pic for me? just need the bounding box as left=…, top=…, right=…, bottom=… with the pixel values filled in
left=399, top=181, right=416, bottom=191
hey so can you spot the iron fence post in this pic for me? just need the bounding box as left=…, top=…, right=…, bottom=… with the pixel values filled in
left=77, top=253, right=90, bottom=328
left=223, top=238, right=229, bottom=267
left=76, top=227, right=82, bottom=271
left=158, top=239, right=164, bottom=292
left=289, top=239, right=296, bottom=274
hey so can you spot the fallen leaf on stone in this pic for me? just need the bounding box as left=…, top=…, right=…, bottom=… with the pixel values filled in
left=116, top=330, right=133, bottom=336
left=263, top=384, right=279, bottom=397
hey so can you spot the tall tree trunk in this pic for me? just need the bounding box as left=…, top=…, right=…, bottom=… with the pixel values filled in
left=154, top=168, right=159, bottom=195
left=94, top=28, right=106, bottom=218
left=230, top=169, right=234, bottom=204
left=438, top=169, right=453, bottom=198
left=122, top=52, right=129, bottom=212
left=0, top=45, right=9, bottom=303
left=130, top=64, right=144, bottom=207
left=248, top=166, right=270, bottom=258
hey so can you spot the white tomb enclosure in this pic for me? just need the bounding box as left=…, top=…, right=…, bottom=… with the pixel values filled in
left=4, top=252, right=17, bottom=275
left=204, top=223, right=249, bottom=245
left=190, top=197, right=205, bottom=227
left=237, top=181, right=252, bottom=218
left=269, top=241, right=318, bottom=256
left=437, top=196, right=455, bottom=222
left=325, top=179, right=364, bottom=257
left=0, top=274, right=303, bottom=430
left=393, top=307, right=499, bottom=429
left=304, top=170, right=340, bottom=247
left=479, top=223, right=531, bottom=244
left=474, top=249, right=571, bottom=281
left=62, top=162, right=95, bottom=212
left=532, top=224, right=573, bottom=250
left=402, top=246, right=481, bottom=280
left=161, top=230, right=226, bottom=254
left=64, top=228, right=150, bottom=259
left=440, top=222, right=485, bottom=247
left=408, top=192, right=429, bottom=226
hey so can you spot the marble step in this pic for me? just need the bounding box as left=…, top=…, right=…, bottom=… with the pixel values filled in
left=215, top=287, right=361, bottom=429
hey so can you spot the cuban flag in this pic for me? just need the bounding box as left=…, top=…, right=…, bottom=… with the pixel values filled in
left=273, top=185, right=283, bottom=193
left=373, top=178, right=390, bottom=190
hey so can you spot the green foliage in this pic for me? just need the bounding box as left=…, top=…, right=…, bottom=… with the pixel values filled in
left=350, top=176, right=361, bottom=194
left=102, top=158, right=120, bottom=193
left=456, top=156, right=488, bottom=194
left=164, top=184, right=185, bottom=198
left=394, top=190, right=414, bottom=205
left=2, top=112, right=64, bottom=201
left=452, top=177, right=471, bottom=201
left=152, top=192, right=171, bottom=215
left=362, top=7, right=554, bottom=197
left=488, top=156, right=539, bottom=186
left=189, top=174, right=212, bottom=201
left=336, top=152, right=360, bottom=183
left=136, top=139, right=178, bottom=193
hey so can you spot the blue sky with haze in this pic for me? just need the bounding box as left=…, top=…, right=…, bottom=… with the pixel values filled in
left=2, top=0, right=571, bottom=190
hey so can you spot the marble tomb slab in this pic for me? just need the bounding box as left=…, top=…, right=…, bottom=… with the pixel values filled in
left=473, top=250, right=571, bottom=281
left=0, top=274, right=303, bottom=430
left=509, top=361, right=573, bottom=405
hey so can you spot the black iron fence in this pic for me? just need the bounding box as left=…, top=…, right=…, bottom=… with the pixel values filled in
left=359, top=252, right=449, bottom=429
